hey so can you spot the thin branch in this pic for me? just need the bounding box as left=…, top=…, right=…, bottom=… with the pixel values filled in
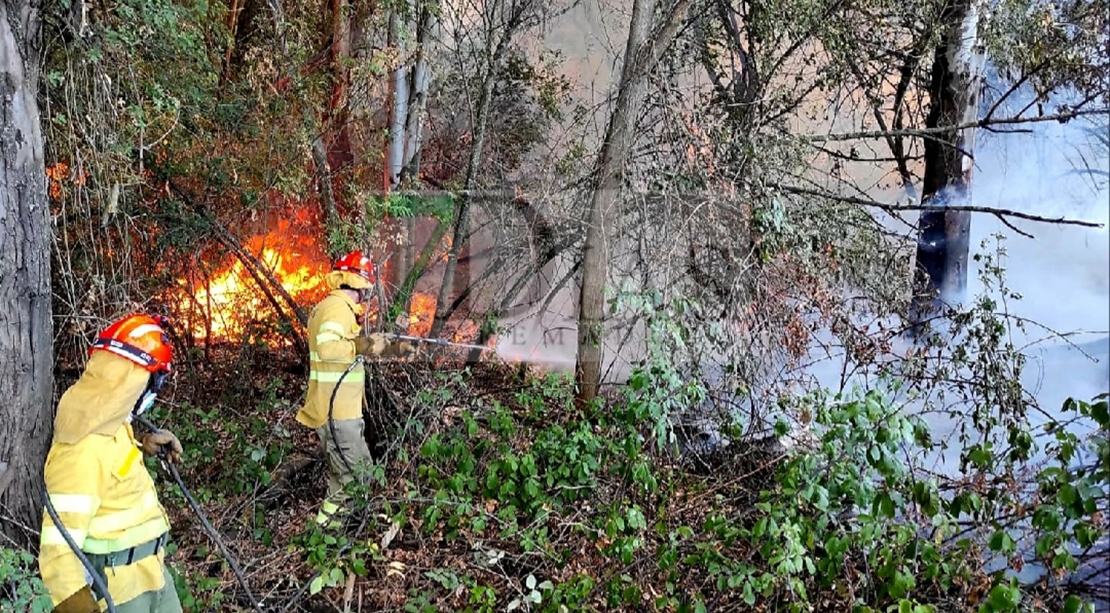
left=774, top=184, right=1106, bottom=229
left=992, top=213, right=1035, bottom=239
left=805, top=108, right=1110, bottom=143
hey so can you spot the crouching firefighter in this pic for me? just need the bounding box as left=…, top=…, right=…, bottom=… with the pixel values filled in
left=39, top=314, right=186, bottom=613
left=297, top=250, right=415, bottom=527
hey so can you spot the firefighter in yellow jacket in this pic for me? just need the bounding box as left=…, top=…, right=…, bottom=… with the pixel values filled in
left=39, top=313, right=185, bottom=613
left=298, top=250, right=414, bottom=525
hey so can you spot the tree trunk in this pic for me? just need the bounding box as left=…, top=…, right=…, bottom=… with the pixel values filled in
left=311, top=132, right=341, bottom=240
left=389, top=219, right=449, bottom=319
left=326, top=0, right=353, bottom=173
left=428, top=27, right=516, bottom=339
left=401, top=4, right=436, bottom=182
left=1, top=0, right=53, bottom=549
left=396, top=216, right=415, bottom=324
left=574, top=0, right=695, bottom=402
left=220, top=0, right=264, bottom=85
left=911, top=0, right=987, bottom=321
left=385, top=6, right=409, bottom=189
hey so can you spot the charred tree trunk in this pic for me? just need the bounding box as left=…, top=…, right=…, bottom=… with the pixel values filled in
left=1, top=0, right=52, bottom=549
left=574, top=0, right=695, bottom=402
left=911, top=0, right=986, bottom=323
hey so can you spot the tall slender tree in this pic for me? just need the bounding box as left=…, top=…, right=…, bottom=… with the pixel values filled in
left=574, top=0, right=696, bottom=402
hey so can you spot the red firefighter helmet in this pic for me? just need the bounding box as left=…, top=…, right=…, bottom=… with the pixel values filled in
left=89, top=314, right=174, bottom=373
left=333, top=250, right=375, bottom=284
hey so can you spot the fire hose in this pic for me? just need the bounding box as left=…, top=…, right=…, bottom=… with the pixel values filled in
left=265, top=355, right=370, bottom=613
left=383, top=333, right=491, bottom=352
left=37, top=419, right=263, bottom=612
left=326, top=355, right=366, bottom=477
left=134, top=416, right=265, bottom=613
left=279, top=333, right=491, bottom=608
left=39, top=483, right=119, bottom=613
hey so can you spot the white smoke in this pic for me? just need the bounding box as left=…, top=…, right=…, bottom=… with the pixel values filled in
left=964, top=115, right=1109, bottom=421
left=784, top=104, right=1109, bottom=476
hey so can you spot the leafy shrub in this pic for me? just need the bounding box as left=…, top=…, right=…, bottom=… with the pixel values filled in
left=0, top=547, right=52, bottom=613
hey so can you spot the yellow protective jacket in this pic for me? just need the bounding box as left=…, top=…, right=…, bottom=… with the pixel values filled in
left=39, top=352, right=173, bottom=608
left=297, top=288, right=366, bottom=428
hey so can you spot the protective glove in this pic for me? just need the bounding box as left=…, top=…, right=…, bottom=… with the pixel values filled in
left=140, top=430, right=183, bottom=464
left=353, top=334, right=389, bottom=356
left=53, top=585, right=99, bottom=613
left=383, top=340, right=417, bottom=359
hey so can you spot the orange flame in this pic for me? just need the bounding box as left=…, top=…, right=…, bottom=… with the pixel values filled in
left=171, top=239, right=331, bottom=342
left=46, top=162, right=87, bottom=200
left=387, top=292, right=480, bottom=344
left=168, top=214, right=481, bottom=347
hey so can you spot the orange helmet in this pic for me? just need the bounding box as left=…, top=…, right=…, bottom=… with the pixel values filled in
left=89, top=314, right=174, bottom=373
left=333, top=250, right=375, bottom=284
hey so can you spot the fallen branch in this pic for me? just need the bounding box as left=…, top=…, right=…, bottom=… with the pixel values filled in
left=256, top=455, right=320, bottom=509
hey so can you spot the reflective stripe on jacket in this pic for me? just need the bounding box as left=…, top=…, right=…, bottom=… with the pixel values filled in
left=39, top=422, right=172, bottom=607
left=297, top=289, right=366, bottom=428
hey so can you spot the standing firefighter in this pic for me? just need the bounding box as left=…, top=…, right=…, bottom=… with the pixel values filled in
left=297, top=250, right=414, bottom=526
left=39, top=314, right=185, bottom=613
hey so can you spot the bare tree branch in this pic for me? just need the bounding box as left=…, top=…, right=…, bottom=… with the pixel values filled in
left=774, top=184, right=1106, bottom=229
left=805, top=108, right=1110, bottom=143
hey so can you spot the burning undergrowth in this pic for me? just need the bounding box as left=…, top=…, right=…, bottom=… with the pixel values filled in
left=135, top=203, right=483, bottom=359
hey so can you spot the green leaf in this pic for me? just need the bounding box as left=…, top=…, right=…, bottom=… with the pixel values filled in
left=329, top=566, right=345, bottom=585
left=1058, top=484, right=1077, bottom=507
left=742, top=580, right=755, bottom=605
left=1088, top=400, right=1109, bottom=427
left=987, top=582, right=1021, bottom=611
left=988, top=530, right=1016, bottom=555
left=309, top=574, right=324, bottom=595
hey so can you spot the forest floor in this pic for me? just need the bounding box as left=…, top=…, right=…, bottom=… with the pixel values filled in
left=148, top=343, right=1099, bottom=613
